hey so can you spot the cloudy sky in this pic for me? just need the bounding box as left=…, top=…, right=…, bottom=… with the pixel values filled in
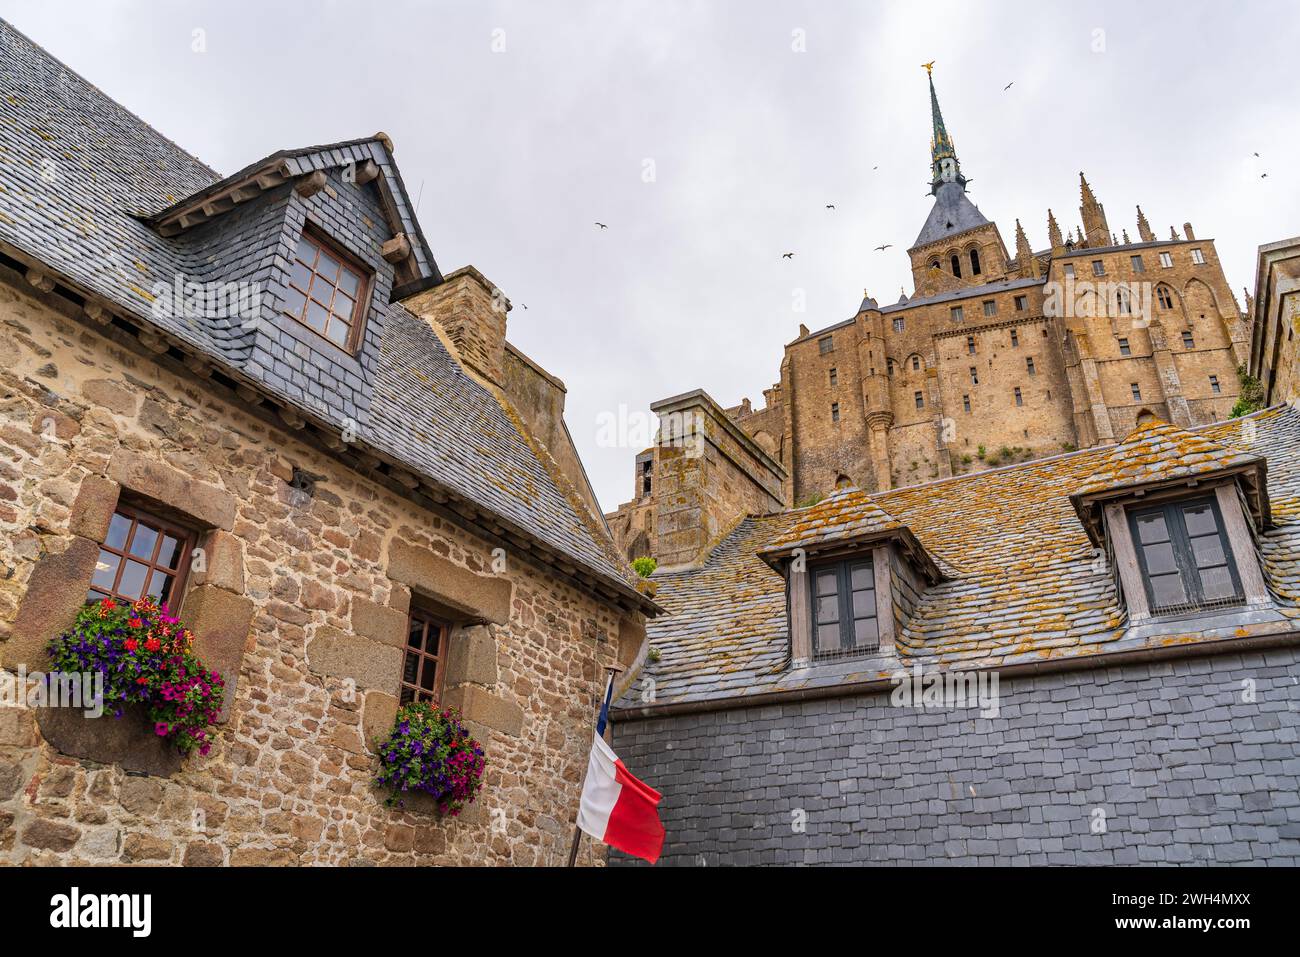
left=5, top=0, right=1298, bottom=513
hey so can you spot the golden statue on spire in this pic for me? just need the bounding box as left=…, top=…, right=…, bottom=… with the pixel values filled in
left=921, top=60, right=935, bottom=76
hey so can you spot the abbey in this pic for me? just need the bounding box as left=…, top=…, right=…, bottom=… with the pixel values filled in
left=608, top=70, right=1251, bottom=567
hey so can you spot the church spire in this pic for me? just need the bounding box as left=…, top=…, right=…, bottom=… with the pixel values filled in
left=1136, top=205, right=1155, bottom=243
left=926, top=64, right=966, bottom=194
left=1015, top=219, right=1039, bottom=279
left=1047, top=208, right=1064, bottom=253
left=1079, top=172, right=1109, bottom=247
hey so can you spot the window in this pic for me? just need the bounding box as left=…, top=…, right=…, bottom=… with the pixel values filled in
left=88, top=506, right=194, bottom=605
left=1131, top=383, right=1142, bottom=401
left=810, top=558, right=878, bottom=659
left=1014, top=386, right=1023, bottom=406
left=818, top=336, right=834, bottom=355
left=1118, top=337, right=1131, bottom=356
left=914, top=391, right=924, bottom=410
left=1130, top=255, right=1145, bottom=273
left=1026, top=357, right=1036, bottom=375
left=969, top=249, right=982, bottom=276
left=1210, top=374, right=1221, bottom=394
left=1064, top=263, right=1075, bottom=279
left=887, top=358, right=895, bottom=377
left=970, top=367, right=979, bottom=385
left=967, top=336, right=976, bottom=355
left=1091, top=260, right=1105, bottom=277
left=641, top=460, right=652, bottom=496
left=1159, top=251, right=1173, bottom=268
left=1191, top=248, right=1205, bottom=265
left=951, top=255, right=962, bottom=278
left=929, top=260, right=940, bottom=271
left=911, top=355, right=921, bottom=372
left=950, top=305, right=964, bottom=323
left=893, top=318, right=905, bottom=333
left=829, top=367, right=838, bottom=387
left=284, top=228, right=369, bottom=351
left=1014, top=295, right=1027, bottom=312
left=1010, top=329, right=1020, bottom=348
left=831, top=402, right=840, bottom=423
left=1182, top=330, right=1195, bottom=349
left=401, top=608, right=450, bottom=705
left=1128, top=497, right=1243, bottom=615
left=962, top=394, right=971, bottom=413
left=1157, top=286, right=1174, bottom=309
left=1117, top=286, right=1132, bottom=314
left=982, top=300, right=997, bottom=318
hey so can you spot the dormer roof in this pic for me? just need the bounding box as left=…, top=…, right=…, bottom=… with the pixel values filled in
left=1070, top=418, right=1270, bottom=544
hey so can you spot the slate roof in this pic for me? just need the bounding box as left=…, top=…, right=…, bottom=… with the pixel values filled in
left=1074, top=419, right=1263, bottom=498
left=0, top=20, right=639, bottom=598
left=912, top=182, right=990, bottom=249
left=622, top=405, right=1300, bottom=708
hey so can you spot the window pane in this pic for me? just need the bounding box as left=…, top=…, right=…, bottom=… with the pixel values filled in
left=815, top=571, right=837, bottom=596
left=407, top=621, right=424, bottom=650
left=399, top=685, right=414, bottom=706
left=295, top=236, right=317, bottom=265
left=849, top=563, right=873, bottom=589
left=1190, top=534, right=1225, bottom=569
left=1135, top=512, right=1170, bottom=545
left=419, top=660, right=438, bottom=691
left=422, top=622, right=441, bottom=653
left=1181, top=503, right=1218, bottom=537
left=1141, top=541, right=1179, bottom=574
left=317, top=252, right=341, bottom=281
left=325, top=317, right=350, bottom=345
left=91, top=549, right=121, bottom=591
left=852, top=590, right=876, bottom=618
left=157, top=535, right=183, bottom=570
left=105, top=513, right=132, bottom=551
left=854, top=618, right=879, bottom=646
left=816, top=595, right=839, bottom=623
left=402, top=651, right=419, bottom=684
left=283, top=287, right=307, bottom=318
left=1198, top=566, right=1236, bottom=601
left=127, top=523, right=159, bottom=560
left=1150, top=573, right=1188, bottom=608
left=816, top=623, right=841, bottom=651
left=306, top=300, right=329, bottom=331
left=117, top=560, right=150, bottom=599
left=338, top=269, right=360, bottom=297
left=146, top=569, right=168, bottom=599
left=290, top=261, right=312, bottom=290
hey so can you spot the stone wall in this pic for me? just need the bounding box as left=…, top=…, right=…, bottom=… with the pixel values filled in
left=610, top=646, right=1300, bottom=866
left=0, top=278, right=623, bottom=866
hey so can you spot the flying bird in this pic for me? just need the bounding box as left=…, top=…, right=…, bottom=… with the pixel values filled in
left=1253, top=152, right=1260, bottom=157
left=825, top=204, right=835, bottom=210
left=872, top=165, right=878, bottom=170
left=874, top=244, right=892, bottom=252
left=782, top=252, right=795, bottom=259
left=1261, top=173, right=1269, bottom=178
left=1003, top=81, right=1014, bottom=91
left=594, top=222, right=608, bottom=229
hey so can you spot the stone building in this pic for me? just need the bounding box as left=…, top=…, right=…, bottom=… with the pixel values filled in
left=0, top=21, right=656, bottom=865
left=611, top=407, right=1300, bottom=865
left=608, top=70, right=1251, bottom=568
left=1248, top=235, right=1300, bottom=406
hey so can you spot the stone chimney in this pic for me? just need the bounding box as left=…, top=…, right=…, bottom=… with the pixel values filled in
left=402, top=266, right=507, bottom=384
left=1183, top=222, right=1195, bottom=241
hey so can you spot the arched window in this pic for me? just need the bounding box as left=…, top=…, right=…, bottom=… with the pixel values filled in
left=835, top=474, right=853, bottom=490
left=950, top=255, right=962, bottom=278
left=911, top=355, right=921, bottom=371
left=1157, top=285, right=1174, bottom=309
left=1116, top=286, right=1132, bottom=314
left=969, top=248, right=982, bottom=276
left=929, top=260, right=940, bottom=271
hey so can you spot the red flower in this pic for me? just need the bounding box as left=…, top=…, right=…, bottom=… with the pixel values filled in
left=144, top=637, right=161, bottom=652
left=128, top=616, right=143, bottom=628
left=123, top=638, right=138, bottom=652
left=135, top=677, right=148, bottom=685
left=102, top=599, right=116, bottom=611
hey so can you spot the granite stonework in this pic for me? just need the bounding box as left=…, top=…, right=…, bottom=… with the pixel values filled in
left=611, top=647, right=1300, bottom=866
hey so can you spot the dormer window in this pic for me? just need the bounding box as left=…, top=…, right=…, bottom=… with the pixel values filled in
left=810, top=558, right=879, bottom=659
left=284, top=227, right=371, bottom=351
left=1128, top=497, right=1243, bottom=615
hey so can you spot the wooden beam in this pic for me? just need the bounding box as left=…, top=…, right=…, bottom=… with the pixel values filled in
left=137, top=330, right=169, bottom=355
left=295, top=170, right=327, bottom=199
left=83, top=301, right=110, bottom=325
left=24, top=268, right=54, bottom=293
left=381, top=233, right=411, bottom=264
left=235, top=384, right=263, bottom=406
left=277, top=407, right=305, bottom=430
left=355, top=159, right=380, bottom=185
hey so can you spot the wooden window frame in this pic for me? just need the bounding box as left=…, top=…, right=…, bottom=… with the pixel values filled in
left=400, top=607, right=450, bottom=706
left=1014, top=295, right=1027, bottom=312
left=88, top=504, right=196, bottom=607
left=1130, top=254, right=1145, bottom=273
left=1126, top=495, right=1244, bottom=616
left=808, top=557, right=880, bottom=660
left=830, top=402, right=840, bottom=423
left=1182, top=330, right=1195, bottom=349
left=283, top=225, right=373, bottom=354
left=950, top=305, right=964, bottom=323
left=982, top=299, right=996, bottom=318
left=818, top=335, right=834, bottom=355
left=1118, top=337, right=1131, bottom=356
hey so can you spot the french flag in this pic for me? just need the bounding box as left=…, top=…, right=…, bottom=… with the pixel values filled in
left=576, top=677, right=665, bottom=864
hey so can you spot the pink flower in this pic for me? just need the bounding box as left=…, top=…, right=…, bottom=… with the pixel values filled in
left=154, top=722, right=169, bottom=736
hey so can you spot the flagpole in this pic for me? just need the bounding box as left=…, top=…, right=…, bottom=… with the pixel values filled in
left=567, top=664, right=623, bottom=867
